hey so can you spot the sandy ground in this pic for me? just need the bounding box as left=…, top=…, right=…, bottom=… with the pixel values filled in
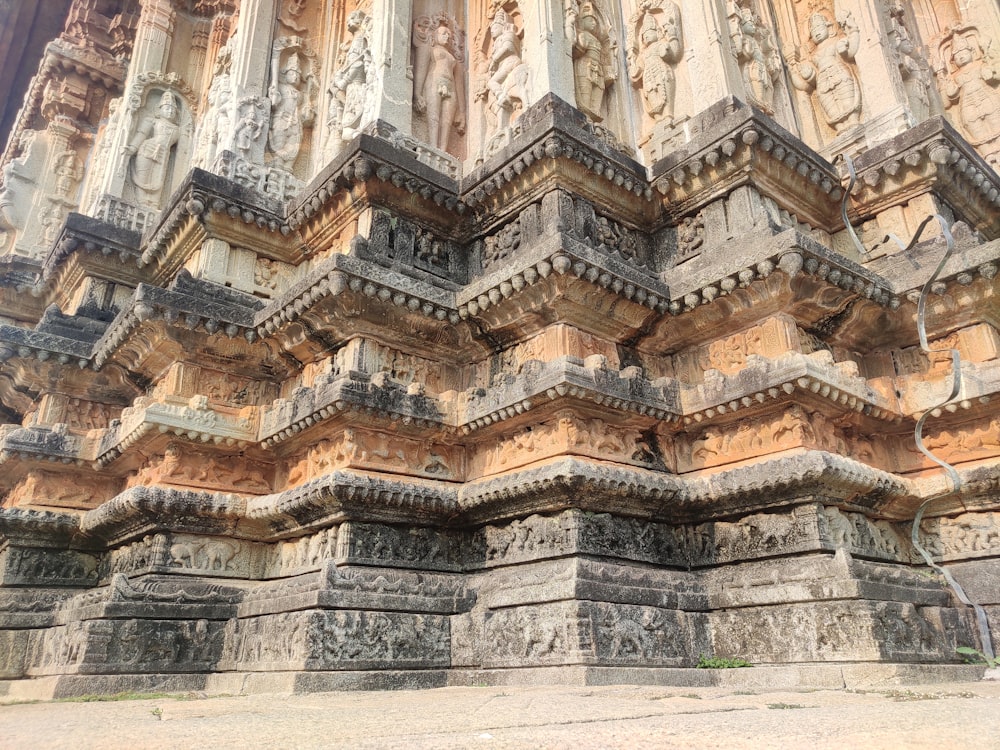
left=2, top=680, right=1000, bottom=749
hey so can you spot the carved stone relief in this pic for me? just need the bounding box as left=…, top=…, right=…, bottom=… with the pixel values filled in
left=286, top=429, right=459, bottom=486
left=627, top=1, right=682, bottom=131
left=568, top=1, right=618, bottom=123
left=267, top=49, right=317, bottom=172
left=935, top=24, right=1000, bottom=165
left=134, top=442, right=272, bottom=494
left=789, top=9, right=862, bottom=134
left=728, top=1, right=782, bottom=115
left=4, top=471, right=111, bottom=511
left=123, top=90, right=184, bottom=208
left=222, top=609, right=449, bottom=669
left=887, top=2, right=932, bottom=123
left=474, top=414, right=660, bottom=477
left=325, top=9, right=374, bottom=157
left=2, top=547, right=100, bottom=585
left=473, top=4, right=531, bottom=158
left=412, top=12, right=468, bottom=157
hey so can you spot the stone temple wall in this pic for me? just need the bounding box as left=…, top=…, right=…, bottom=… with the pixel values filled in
left=0, top=0, right=998, bottom=696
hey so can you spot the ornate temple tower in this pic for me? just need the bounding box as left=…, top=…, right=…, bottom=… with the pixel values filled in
left=0, top=0, right=998, bottom=696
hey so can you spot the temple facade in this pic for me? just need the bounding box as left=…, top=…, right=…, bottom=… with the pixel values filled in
left=0, top=0, right=999, bottom=697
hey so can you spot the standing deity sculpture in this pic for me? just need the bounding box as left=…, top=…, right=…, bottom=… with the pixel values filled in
left=789, top=11, right=862, bottom=133
left=935, top=25, right=1000, bottom=159
left=412, top=17, right=467, bottom=153
left=476, top=7, right=531, bottom=137
left=53, top=150, right=82, bottom=199
left=627, top=3, right=682, bottom=125
left=123, top=91, right=181, bottom=207
left=570, top=1, right=617, bottom=122
left=268, top=52, right=316, bottom=171
left=728, top=2, right=781, bottom=114
left=326, top=9, right=374, bottom=155
left=195, top=47, right=234, bottom=168
left=888, top=2, right=930, bottom=122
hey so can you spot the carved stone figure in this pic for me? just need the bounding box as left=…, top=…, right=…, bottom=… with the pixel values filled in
left=413, top=18, right=467, bottom=152
left=790, top=11, right=862, bottom=133
left=124, top=90, right=181, bottom=207
left=571, top=2, right=616, bottom=122
left=477, top=7, right=530, bottom=138
left=53, top=149, right=82, bottom=198
left=936, top=25, right=1000, bottom=158
left=888, top=2, right=930, bottom=122
left=267, top=52, right=315, bottom=171
left=729, top=2, right=781, bottom=113
left=326, top=9, right=373, bottom=155
left=628, top=3, right=682, bottom=124
left=196, top=47, right=234, bottom=168
left=234, top=98, right=265, bottom=156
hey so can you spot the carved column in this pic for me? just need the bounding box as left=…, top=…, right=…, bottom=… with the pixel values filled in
left=130, top=0, right=177, bottom=77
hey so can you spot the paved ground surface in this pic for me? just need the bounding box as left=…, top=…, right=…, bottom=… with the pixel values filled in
left=3, top=680, right=1000, bottom=749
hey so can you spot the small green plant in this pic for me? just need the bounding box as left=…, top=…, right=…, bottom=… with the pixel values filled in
left=956, top=646, right=1000, bottom=668
left=696, top=654, right=753, bottom=669
left=767, top=703, right=804, bottom=710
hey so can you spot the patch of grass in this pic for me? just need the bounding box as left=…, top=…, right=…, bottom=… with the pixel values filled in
left=150, top=706, right=163, bottom=719
left=696, top=654, right=753, bottom=669
left=680, top=693, right=702, bottom=700
left=957, top=646, right=1000, bottom=669
left=767, top=702, right=804, bottom=710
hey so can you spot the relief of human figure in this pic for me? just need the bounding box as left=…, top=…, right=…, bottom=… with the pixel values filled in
left=789, top=11, right=862, bottom=133
left=936, top=26, right=1000, bottom=155
left=628, top=5, right=682, bottom=124
left=268, top=52, right=316, bottom=170
left=326, top=9, right=373, bottom=155
left=888, top=1, right=930, bottom=122
left=476, top=7, right=530, bottom=136
left=196, top=48, right=234, bottom=168
left=572, top=2, right=616, bottom=122
left=729, top=2, right=781, bottom=114
left=123, top=91, right=181, bottom=207
left=413, top=19, right=467, bottom=152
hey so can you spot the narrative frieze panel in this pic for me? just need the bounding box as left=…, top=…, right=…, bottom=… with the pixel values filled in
left=28, top=617, right=225, bottom=676
left=670, top=316, right=798, bottom=382
left=679, top=405, right=852, bottom=473
left=339, top=521, right=469, bottom=572
left=150, top=362, right=274, bottom=407
left=470, top=413, right=667, bottom=478
left=285, top=429, right=462, bottom=487
left=32, top=395, right=119, bottom=434
left=129, top=442, right=273, bottom=495
left=103, top=532, right=267, bottom=580
left=919, top=511, right=1000, bottom=562
left=4, top=472, right=117, bottom=512
left=220, top=609, right=450, bottom=671
left=477, top=506, right=829, bottom=570
left=710, top=600, right=975, bottom=663
left=0, top=546, right=100, bottom=587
